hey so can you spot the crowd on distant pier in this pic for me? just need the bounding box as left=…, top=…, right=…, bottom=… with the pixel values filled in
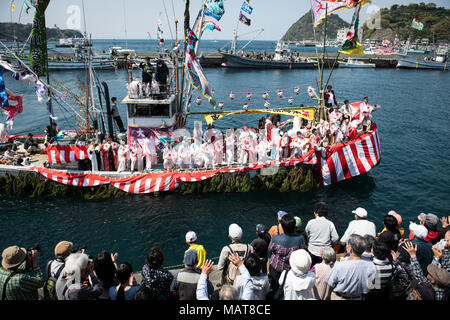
left=1, top=204, right=448, bottom=301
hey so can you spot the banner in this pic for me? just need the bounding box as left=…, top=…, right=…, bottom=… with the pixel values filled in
left=339, top=3, right=364, bottom=56
left=312, top=0, right=370, bottom=27
left=240, top=1, right=253, bottom=15
left=411, top=17, right=424, bottom=31
left=0, top=66, right=9, bottom=109
left=239, top=11, right=251, bottom=26
left=29, top=0, right=50, bottom=77
left=201, top=19, right=221, bottom=33
left=202, top=107, right=316, bottom=125
left=184, top=53, right=217, bottom=110
left=204, top=0, right=225, bottom=21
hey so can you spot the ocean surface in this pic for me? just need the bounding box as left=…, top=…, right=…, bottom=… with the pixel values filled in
left=1, top=40, right=449, bottom=271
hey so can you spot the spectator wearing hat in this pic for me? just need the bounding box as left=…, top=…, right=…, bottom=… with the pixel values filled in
left=432, top=229, right=449, bottom=272
left=55, top=252, right=104, bottom=300
left=268, top=214, right=306, bottom=297
left=185, top=231, right=206, bottom=269
left=217, top=223, right=254, bottom=285
left=278, top=249, right=316, bottom=300
left=399, top=223, right=433, bottom=276
left=413, top=213, right=440, bottom=245
left=408, top=279, right=435, bottom=300
left=403, top=241, right=449, bottom=300
left=340, top=207, right=377, bottom=246
left=0, top=245, right=44, bottom=300
left=268, top=210, right=288, bottom=237
left=326, top=234, right=376, bottom=300
left=250, top=224, right=271, bottom=274
left=305, top=202, right=339, bottom=267
left=43, top=241, right=73, bottom=300
left=170, top=249, right=212, bottom=300
left=311, top=247, right=335, bottom=300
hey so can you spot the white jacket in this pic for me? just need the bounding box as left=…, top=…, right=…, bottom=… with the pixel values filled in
left=279, top=269, right=316, bottom=300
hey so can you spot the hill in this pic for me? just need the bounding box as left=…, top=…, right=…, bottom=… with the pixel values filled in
left=0, top=22, right=83, bottom=41
left=281, top=10, right=350, bottom=42
left=362, top=2, right=450, bottom=41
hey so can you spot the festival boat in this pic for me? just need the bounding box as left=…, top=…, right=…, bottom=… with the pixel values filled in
left=0, top=0, right=381, bottom=198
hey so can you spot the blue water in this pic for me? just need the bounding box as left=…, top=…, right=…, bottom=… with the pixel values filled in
left=1, top=40, right=449, bottom=272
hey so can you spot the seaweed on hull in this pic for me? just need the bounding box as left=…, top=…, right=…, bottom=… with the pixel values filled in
left=0, top=164, right=320, bottom=200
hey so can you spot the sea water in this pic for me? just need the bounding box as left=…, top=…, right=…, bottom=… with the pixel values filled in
left=1, top=40, right=449, bottom=270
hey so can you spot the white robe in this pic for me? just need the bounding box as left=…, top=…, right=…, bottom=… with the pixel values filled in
left=87, top=145, right=98, bottom=171
left=225, top=137, right=235, bottom=166
left=142, top=137, right=156, bottom=170
left=117, top=145, right=128, bottom=172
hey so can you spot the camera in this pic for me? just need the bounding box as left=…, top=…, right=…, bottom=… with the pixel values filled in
left=24, top=243, right=41, bottom=270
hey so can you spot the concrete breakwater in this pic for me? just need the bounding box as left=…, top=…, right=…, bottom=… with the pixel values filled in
left=48, top=51, right=401, bottom=68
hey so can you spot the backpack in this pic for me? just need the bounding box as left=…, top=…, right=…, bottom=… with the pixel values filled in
left=387, top=262, right=411, bottom=300
left=43, top=260, right=65, bottom=300
left=221, top=244, right=250, bottom=285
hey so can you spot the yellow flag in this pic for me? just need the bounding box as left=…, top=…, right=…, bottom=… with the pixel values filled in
left=202, top=107, right=316, bottom=125
left=11, top=3, right=16, bottom=12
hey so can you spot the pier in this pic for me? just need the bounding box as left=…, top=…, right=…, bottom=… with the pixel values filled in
left=47, top=52, right=401, bottom=69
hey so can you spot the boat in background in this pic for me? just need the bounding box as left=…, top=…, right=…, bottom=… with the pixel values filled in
left=222, top=41, right=316, bottom=69
left=396, top=48, right=448, bottom=70
left=339, top=58, right=376, bottom=68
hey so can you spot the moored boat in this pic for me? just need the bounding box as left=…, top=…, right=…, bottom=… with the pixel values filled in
left=339, top=58, right=375, bottom=68
left=396, top=51, right=448, bottom=70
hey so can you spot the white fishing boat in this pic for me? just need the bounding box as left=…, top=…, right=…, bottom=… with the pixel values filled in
left=396, top=48, right=448, bottom=70
left=339, top=58, right=376, bottom=68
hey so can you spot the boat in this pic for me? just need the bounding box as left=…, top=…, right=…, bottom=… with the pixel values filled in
left=339, top=58, right=376, bottom=68
left=396, top=49, right=448, bottom=70
left=0, top=0, right=381, bottom=197
left=222, top=41, right=316, bottom=69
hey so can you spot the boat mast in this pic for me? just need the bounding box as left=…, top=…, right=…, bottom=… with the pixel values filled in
left=318, top=1, right=328, bottom=122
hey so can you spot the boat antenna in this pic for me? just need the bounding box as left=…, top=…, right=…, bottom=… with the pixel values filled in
left=122, top=0, right=128, bottom=49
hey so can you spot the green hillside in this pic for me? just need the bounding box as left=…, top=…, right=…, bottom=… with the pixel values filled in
left=281, top=10, right=350, bottom=42
left=0, top=22, right=83, bottom=41
left=362, top=2, right=450, bottom=41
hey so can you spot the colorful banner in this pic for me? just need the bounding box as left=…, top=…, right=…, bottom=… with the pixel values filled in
left=29, top=0, right=50, bottom=77
left=0, top=66, right=9, bottom=109
left=239, top=11, right=251, bottom=26
left=240, top=1, right=253, bottom=15
left=184, top=53, right=217, bottom=110
left=204, top=0, right=225, bottom=21
left=411, top=17, right=424, bottom=31
left=311, top=0, right=348, bottom=27
left=201, top=19, right=221, bottom=33
left=202, top=107, right=316, bottom=125
left=339, top=3, right=364, bottom=56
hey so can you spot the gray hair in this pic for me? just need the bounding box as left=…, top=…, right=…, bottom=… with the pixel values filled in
left=64, top=253, right=89, bottom=277
left=320, top=247, right=336, bottom=265
left=219, top=284, right=238, bottom=300
left=348, top=234, right=367, bottom=257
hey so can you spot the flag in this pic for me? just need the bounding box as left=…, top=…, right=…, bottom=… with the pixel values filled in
left=411, top=17, right=424, bottom=31
left=156, top=20, right=164, bottom=42
left=0, top=66, right=9, bottom=109
left=184, top=53, right=217, bottom=110
left=240, top=1, right=253, bottom=15
left=339, top=4, right=364, bottom=56
left=201, top=19, right=221, bottom=33
left=29, top=0, right=50, bottom=77
left=239, top=12, right=251, bottom=26
left=204, top=0, right=225, bottom=21
left=35, top=80, right=48, bottom=103
left=311, top=0, right=348, bottom=27
left=4, top=90, right=23, bottom=129
left=11, top=3, right=16, bottom=12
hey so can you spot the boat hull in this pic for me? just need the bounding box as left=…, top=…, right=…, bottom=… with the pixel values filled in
left=396, top=54, right=447, bottom=70
left=222, top=53, right=315, bottom=69
left=339, top=62, right=375, bottom=68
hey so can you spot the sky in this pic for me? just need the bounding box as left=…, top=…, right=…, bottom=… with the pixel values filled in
left=1, top=0, right=449, bottom=41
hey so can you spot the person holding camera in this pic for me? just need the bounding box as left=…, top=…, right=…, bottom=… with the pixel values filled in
left=55, top=252, right=104, bottom=300
left=0, top=245, right=45, bottom=300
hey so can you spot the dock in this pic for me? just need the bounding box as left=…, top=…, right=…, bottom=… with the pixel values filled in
left=47, top=52, right=401, bottom=69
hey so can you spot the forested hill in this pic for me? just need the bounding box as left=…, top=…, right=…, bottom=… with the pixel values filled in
left=0, top=22, right=83, bottom=41
left=281, top=10, right=349, bottom=42
left=362, top=2, right=450, bottom=41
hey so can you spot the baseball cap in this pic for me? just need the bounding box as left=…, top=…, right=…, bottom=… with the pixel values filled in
left=418, top=213, right=439, bottom=229
left=256, top=224, right=266, bottom=235
left=277, top=211, right=288, bottom=220
left=185, top=231, right=197, bottom=243
left=183, top=249, right=198, bottom=267
left=411, top=279, right=435, bottom=300
left=352, top=207, right=368, bottom=218
left=229, top=223, right=243, bottom=239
